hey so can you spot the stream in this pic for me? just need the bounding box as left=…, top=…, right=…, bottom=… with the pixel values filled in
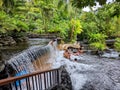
left=1, top=39, right=120, bottom=90
left=0, top=38, right=50, bottom=61
left=53, top=51, right=120, bottom=90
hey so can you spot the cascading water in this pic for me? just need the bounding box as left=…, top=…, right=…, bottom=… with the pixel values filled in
left=53, top=50, right=120, bottom=90
left=0, top=40, right=59, bottom=90
left=1, top=38, right=120, bottom=90
left=6, top=41, right=57, bottom=76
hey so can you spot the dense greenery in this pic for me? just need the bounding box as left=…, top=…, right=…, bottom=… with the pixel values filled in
left=0, top=0, right=120, bottom=50
left=114, top=38, right=120, bottom=51
left=79, top=2, right=120, bottom=51
left=72, top=0, right=120, bottom=8
left=0, top=0, right=83, bottom=42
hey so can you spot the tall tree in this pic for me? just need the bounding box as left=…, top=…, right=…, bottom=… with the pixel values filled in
left=71, top=0, right=120, bottom=8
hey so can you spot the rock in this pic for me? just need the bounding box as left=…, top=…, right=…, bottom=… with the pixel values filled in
left=81, top=82, right=95, bottom=90
left=3, top=42, right=9, bottom=46
left=0, top=61, right=5, bottom=73
left=0, top=44, right=2, bottom=47
left=101, top=50, right=119, bottom=59
left=0, top=36, right=29, bottom=46
left=14, top=37, right=28, bottom=43
left=51, top=67, right=72, bottom=90
left=106, top=39, right=115, bottom=48
left=0, top=61, right=11, bottom=90
left=10, top=41, right=16, bottom=45
left=0, top=36, right=16, bottom=46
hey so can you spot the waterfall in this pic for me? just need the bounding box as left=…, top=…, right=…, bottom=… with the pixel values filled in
left=6, top=41, right=57, bottom=76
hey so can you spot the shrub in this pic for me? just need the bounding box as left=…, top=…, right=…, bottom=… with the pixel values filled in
left=90, top=42, right=106, bottom=51
left=69, top=19, right=82, bottom=42
left=114, top=38, right=120, bottom=51
left=89, top=33, right=107, bottom=43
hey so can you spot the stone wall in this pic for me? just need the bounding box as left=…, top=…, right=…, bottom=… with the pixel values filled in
left=0, top=36, right=16, bottom=46
left=0, top=36, right=28, bottom=46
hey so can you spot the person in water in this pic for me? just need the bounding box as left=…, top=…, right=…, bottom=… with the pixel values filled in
left=63, top=49, right=80, bottom=62
left=74, top=58, right=78, bottom=62
left=73, top=47, right=84, bottom=56
left=48, top=39, right=56, bottom=46
left=63, top=49, right=71, bottom=59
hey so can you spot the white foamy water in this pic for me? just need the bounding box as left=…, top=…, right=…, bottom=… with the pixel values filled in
left=52, top=50, right=93, bottom=90
left=4, top=40, right=120, bottom=90
left=52, top=50, right=120, bottom=90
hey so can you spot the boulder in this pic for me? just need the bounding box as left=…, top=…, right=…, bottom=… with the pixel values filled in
left=0, top=36, right=16, bottom=46
left=51, top=67, right=72, bottom=90
left=14, top=37, right=28, bottom=43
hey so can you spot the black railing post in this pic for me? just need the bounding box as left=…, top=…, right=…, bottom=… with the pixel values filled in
left=44, top=72, right=46, bottom=89
left=49, top=71, right=51, bottom=88
left=57, top=70, right=59, bottom=84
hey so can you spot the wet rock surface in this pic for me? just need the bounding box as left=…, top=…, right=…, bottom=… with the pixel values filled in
left=69, top=54, right=120, bottom=90
left=51, top=67, right=72, bottom=90
left=101, top=49, right=120, bottom=59
left=0, top=36, right=28, bottom=46
left=0, top=36, right=16, bottom=46
left=53, top=50, right=120, bottom=90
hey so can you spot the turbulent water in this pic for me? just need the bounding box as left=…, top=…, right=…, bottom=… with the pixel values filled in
left=1, top=38, right=120, bottom=90
left=1, top=38, right=57, bottom=78
left=53, top=51, right=120, bottom=90
left=0, top=38, right=50, bottom=61
left=0, top=39, right=58, bottom=90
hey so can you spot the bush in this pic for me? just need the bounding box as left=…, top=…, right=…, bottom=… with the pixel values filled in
left=89, top=33, right=107, bottom=51
left=89, top=33, right=107, bottom=43
left=90, top=42, right=106, bottom=51
left=68, top=19, right=82, bottom=42
left=33, top=29, right=45, bottom=34
left=114, top=38, right=120, bottom=51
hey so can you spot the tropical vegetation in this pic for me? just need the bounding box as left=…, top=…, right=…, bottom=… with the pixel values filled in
left=0, top=0, right=120, bottom=51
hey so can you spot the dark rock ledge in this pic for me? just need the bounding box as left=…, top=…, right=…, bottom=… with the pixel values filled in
left=51, top=67, right=72, bottom=90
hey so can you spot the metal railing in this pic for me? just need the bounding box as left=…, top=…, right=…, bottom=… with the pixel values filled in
left=0, top=68, right=61, bottom=90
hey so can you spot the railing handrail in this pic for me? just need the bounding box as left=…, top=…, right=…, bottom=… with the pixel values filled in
left=0, top=67, right=60, bottom=86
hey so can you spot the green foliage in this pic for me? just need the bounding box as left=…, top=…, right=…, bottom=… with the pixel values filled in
left=1, top=0, right=81, bottom=42
left=33, top=29, right=45, bottom=34
left=69, top=19, right=82, bottom=42
left=89, top=33, right=107, bottom=43
left=48, top=20, right=69, bottom=40
left=72, top=0, right=120, bottom=8
left=80, top=2, right=120, bottom=41
left=72, top=0, right=96, bottom=8
left=2, top=0, right=15, bottom=13
left=57, top=0, right=64, bottom=9
left=109, top=16, right=120, bottom=37
left=88, top=33, right=107, bottom=51
left=96, top=2, right=120, bottom=38
left=0, top=0, right=120, bottom=45
left=114, top=38, right=120, bottom=51
left=0, top=10, right=28, bottom=37
left=79, top=12, right=99, bottom=40
left=90, top=42, right=106, bottom=51
left=13, top=20, right=29, bottom=31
